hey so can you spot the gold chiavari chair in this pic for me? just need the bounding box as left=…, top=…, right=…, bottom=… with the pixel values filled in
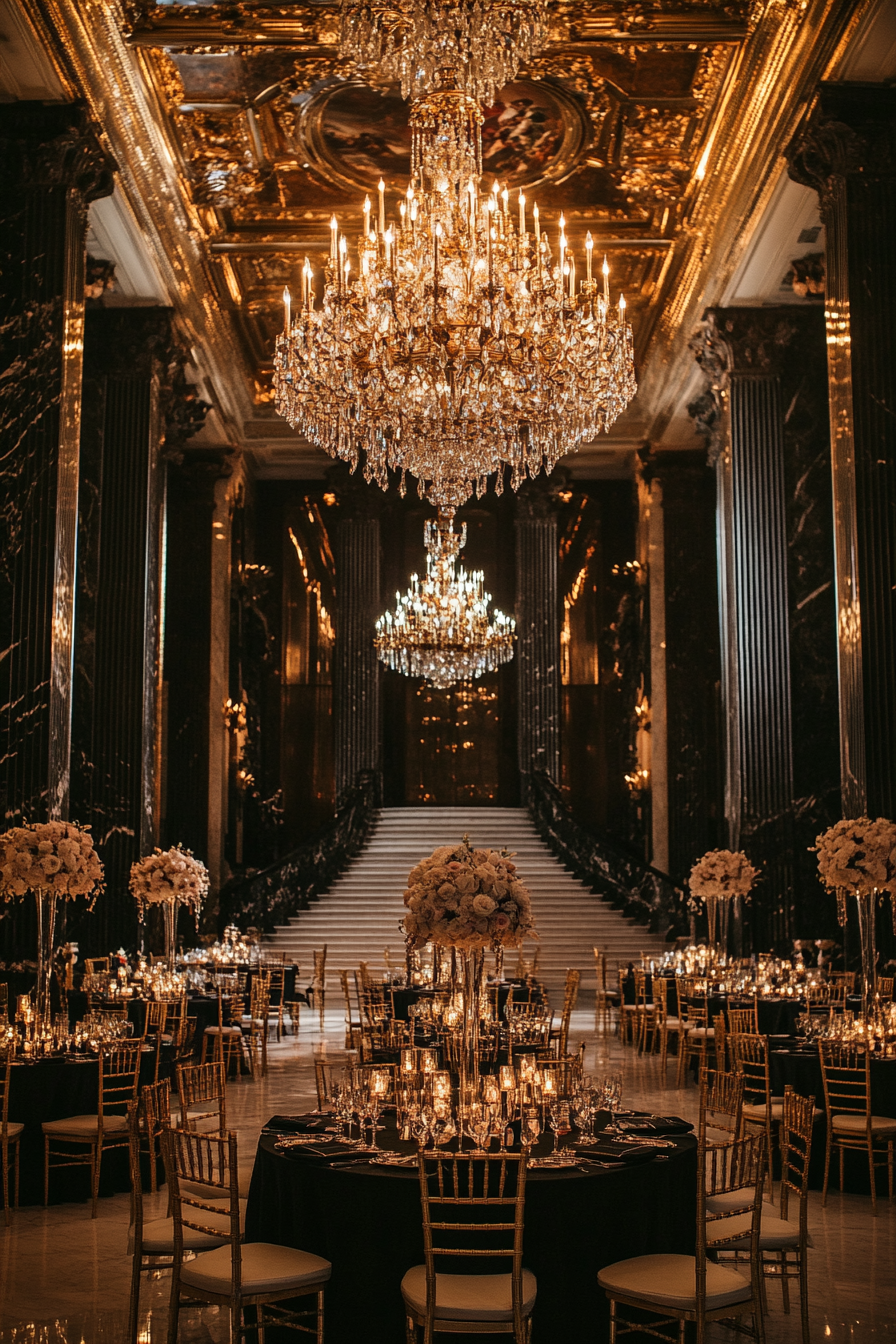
left=340, top=969, right=363, bottom=1049
left=712, top=1013, right=728, bottom=1074
left=162, top=1127, right=331, bottom=1344
left=0, top=983, right=9, bottom=1021
left=139, top=1077, right=172, bottom=1195
left=652, top=977, right=682, bottom=1077
left=243, top=975, right=271, bottom=1078
left=0, top=1050, right=23, bottom=1224
left=201, top=988, right=247, bottom=1078
left=402, top=1150, right=536, bottom=1343
left=632, top=969, right=656, bottom=1055
left=727, top=1002, right=759, bottom=1036
left=592, top=947, right=618, bottom=1031
left=831, top=971, right=856, bottom=995
left=676, top=996, right=716, bottom=1089
left=599, top=1133, right=766, bottom=1343
left=126, top=1099, right=236, bottom=1344
left=284, top=960, right=303, bottom=1036
left=263, top=963, right=287, bottom=1041
left=617, top=967, right=638, bottom=1045
left=819, top=1040, right=896, bottom=1214
left=314, top=1060, right=338, bottom=1112
left=43, top=1040, right=142, bottom=1217
left=827, top=981, right=848, bottom=1009
left=712, top=1087, right=814, bottom=1344
left=177, top=1061, right=227, bottom=1134
left=312, top=946, right=328, bottom=1029
left=550, top=969, right=580, bottom=1057
left=700, top=1068, right=745, bottom=1163
left=731, top=1032, right=781, bottom=1198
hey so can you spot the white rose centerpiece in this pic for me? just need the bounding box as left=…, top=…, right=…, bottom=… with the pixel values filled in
left=814, top=816, right=896, bottom=1017
left=130, top=845, right=209, bottom=966
left=688, top=848, right=758, bottom=950
left=402, top=839, right=535, bottom=952
left=0, top=821, right=105, bottom=1040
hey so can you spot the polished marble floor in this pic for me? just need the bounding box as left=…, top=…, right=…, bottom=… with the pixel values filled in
left=1, top=1003, right=895, bottom=1342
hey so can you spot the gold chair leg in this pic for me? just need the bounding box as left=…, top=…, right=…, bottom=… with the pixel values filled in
left=868, top=1140, right=877, bottom=1216
left=2, top=1140, right=9, bottom=1227
left=44, top=1136, right=50, bottom=1206
left=780, top=1250, right=790, bottom=1313
left=91, top=1142, right=100, bottom=1219
left=128, top=1252, right=142, bottom=1344
left=822, top=1131, right=832, bottom=1206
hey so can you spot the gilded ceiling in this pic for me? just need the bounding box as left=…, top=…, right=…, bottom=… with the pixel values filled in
left=125, top=1, right=747, bottom=400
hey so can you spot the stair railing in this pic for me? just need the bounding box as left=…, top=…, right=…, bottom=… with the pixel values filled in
left=218, top=770, right=380, bottom=934
left=524, top=769, right=688, bottom=940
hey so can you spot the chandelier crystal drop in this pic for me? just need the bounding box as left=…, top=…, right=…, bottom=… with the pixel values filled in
left=274, top=86, right=637, bottom=520
left=374, top=517, right=515, bottom=689
left=339, top=0, right=548, bottom=102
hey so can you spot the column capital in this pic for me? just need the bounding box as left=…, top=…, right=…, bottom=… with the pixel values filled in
left=0, top=102, right=115, bottom=202
left=787, top=83, right=896, bottom=208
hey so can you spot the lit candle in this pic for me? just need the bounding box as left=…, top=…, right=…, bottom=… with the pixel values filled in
left=501, top=186, right=509, bottom=216
left=499, top=1064, right=515, bottom=1091
left=303, top=258, right=313, bottom=311
left=399, top=201, right=406, bottom=230
left=338, top=235, right=347, bottom=292
left=533, top=203, right=540, bottom=246
left=518, top=191, right=526, bottom=236
left=330, top=215, right=337, bottom=265
left=585, top=231, right=593, bottom=283
left=384, top=224, right=393, bottom=269
left=282, top=285, right=291, bottom=334
left=619, top=293, right=626, bottom=318
left=602, top=255, right=610, bottom=303
left=569, top=252, right=576, bottom=299
left=378, top=178, right=386, bottom=233
left=363, top=195, right=371, bottom=235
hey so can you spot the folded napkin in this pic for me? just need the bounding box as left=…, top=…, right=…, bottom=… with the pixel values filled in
left=622, top=1115, right=693, bottom=1135
left=266, top=1114, right=331, bottom=1134
left=586, top=1143, right=657, bottom=1164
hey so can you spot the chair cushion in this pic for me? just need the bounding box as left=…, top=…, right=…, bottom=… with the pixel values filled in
left=597, top=1253, right=752, bottom=1311
left=663, top=1017, right=682, bottom=1029
left=42, top=1114, right=128, bottom=1137
left=401, top=1265, right=537, bottom=1323
left=705, top=1187, right=759, bottom=1215
left=832, top=1113, right=896, bottom=1135
left=742, top=1101, right=784, bottom=1121
left=131, top=1199, right=246, bottom=1256
left=204, top=1026, right=242, bottom=1036
left=707, top=1211, right=804, bottom=1251
left=687, top=1027, right=715, bottom=1040
left=3, top=1122, right=24, bottom=1141
left=180, top=1241, right=331, bottom=1295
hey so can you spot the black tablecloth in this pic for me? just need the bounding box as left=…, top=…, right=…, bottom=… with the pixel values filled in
left=246, top=1119, right=697, bottom=1343
left=389, top=980, right=530, bottom=1023
left=5, top=1047, right=172, bottom=1207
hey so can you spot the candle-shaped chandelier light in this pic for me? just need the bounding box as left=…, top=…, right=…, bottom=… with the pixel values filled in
left=274, top=82, right=637, bottom=521
left=340, top=0, right=548, bottom=101
left=375, top=516, right=515, bottom=689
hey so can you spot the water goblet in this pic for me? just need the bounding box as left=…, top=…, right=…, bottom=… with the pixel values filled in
left=547, top=1100, right=571, bottom=1163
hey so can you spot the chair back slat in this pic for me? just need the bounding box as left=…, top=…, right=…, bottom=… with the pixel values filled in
left=99, top=1042, right=142, bottom=1118
left=177, top=1061, right=226, bottom=1132
left=819, top=1040, right=870, bottom=1116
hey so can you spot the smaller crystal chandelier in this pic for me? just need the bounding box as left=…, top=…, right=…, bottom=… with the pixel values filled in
left=375, top=517, right=515, bottom=689
left=339, top=0, right=547, bottom=101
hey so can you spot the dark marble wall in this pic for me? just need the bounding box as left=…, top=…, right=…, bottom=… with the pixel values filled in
left=651, top=452, right=725, bottom=886
left=69, top=309, right=176, bottom=953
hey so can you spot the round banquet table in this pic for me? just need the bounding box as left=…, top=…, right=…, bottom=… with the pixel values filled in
left=389, top=979, right=534, bottom=1023
left=623, top=974, right=806, bottom=1036
left=246, top=1118, right=697, bottom=1343
left=66, top=991, right=224, bottom=1054
left=5, top=1047, right=172, bottom=1207
left=767, top=1046, right=896, bottom=1194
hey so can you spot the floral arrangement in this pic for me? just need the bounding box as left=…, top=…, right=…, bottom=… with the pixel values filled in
left=814, top=817, right=896, bottom=929
left=402, top=839, right=535, bottom=951
left=0, top=821, right=104, bottom=905
left=688, top=848, right=758, bottom=907
left=129, top=845, right=208, bottom=915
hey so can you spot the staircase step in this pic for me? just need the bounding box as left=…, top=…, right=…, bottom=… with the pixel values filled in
left=265, top=807, right=667, bottom=993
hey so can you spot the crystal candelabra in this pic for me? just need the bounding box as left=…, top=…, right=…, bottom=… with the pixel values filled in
left=339, top=0, right=548, bottom=101
left=274, top=83, right=636, bottom=518
left=375, top=516, right=515, bottom=688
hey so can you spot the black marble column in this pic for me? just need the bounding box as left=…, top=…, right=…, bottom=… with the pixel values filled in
left=788, top=84, right=896, bottom=820
left=648, top=452, right=724, bottom=884
left=0, top=105, right=114, bottom=830
left=332, top=472, right=382, bottom=802
left=163, top=447, right=229, bottom=867
left=70, top=309, right=179, bottom=951
left=690, top=308, right=839, bottom=947
left=515, top=481, right=561, bottom=781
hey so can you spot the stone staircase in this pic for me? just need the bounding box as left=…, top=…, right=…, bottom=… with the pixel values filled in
left=266, top=807, right=669, bottom=996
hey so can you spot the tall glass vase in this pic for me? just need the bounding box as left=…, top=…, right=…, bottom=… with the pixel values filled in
left=856, top=890, right=878, bottom=1021
left=718, top=899, right=731, bottom=960
left=34, top=889, right=59, bottom=1042
left=705, top=895, right=719, bottom=950
left=459, top=948, right=484, bottom=1098
left=163, top=899, right=177, bottom=970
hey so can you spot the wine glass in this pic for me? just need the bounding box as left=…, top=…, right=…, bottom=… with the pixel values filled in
left=466, top=1102, right=492, bottom=1155
left=547, top=1100, right=571, bottom=1163
left=572, top=1086, right=597, bottom=1145
left=522, top=1105, right=541, bottom=1152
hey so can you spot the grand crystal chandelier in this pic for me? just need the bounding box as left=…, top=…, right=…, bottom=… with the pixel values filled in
left=375, top=516, right=515, bottom=689
left=339, top=0, right=547, bottom=101
left=274, top=84, right=637, bottom=519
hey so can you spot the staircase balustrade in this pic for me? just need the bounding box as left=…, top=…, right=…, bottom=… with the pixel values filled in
left=524, top=770, right=688, bottom=939
left=218, top=771, right=380, bottom=933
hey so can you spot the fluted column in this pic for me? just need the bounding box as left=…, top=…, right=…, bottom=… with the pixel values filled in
left=788, top=84, right=896, bottom=818
left=71, top=309, right=184, bottom=949
left=332, top=474, right=382, bottom=801
left=515, top=481, right=560, bottom=781
left=690, top=307, right=838, bottom=946
left=0, top=104, right=114, bottom=825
